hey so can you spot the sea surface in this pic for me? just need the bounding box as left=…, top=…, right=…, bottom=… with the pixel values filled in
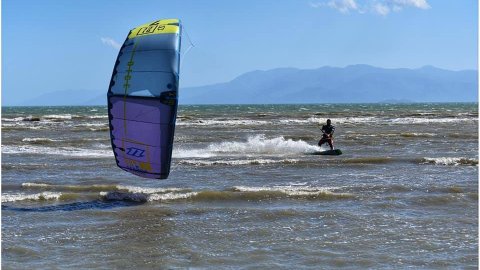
left=1, top=103, right=478, bottom=269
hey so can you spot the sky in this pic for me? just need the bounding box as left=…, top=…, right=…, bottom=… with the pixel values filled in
left=1, top=0, right=478, bottom=105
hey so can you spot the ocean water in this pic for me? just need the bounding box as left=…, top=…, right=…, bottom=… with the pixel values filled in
left=1, top=103, right=478, bottom=269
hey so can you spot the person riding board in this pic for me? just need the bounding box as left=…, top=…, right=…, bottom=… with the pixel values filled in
left=318, top=119, right=335, bottom=150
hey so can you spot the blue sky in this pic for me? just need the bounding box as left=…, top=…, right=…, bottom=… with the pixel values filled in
left=2, top=0, right=478, bottom=105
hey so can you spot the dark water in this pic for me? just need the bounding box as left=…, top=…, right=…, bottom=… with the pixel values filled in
left=1, top=103, right=478, bottom=269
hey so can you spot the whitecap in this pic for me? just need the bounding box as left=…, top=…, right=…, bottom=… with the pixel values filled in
left=1, top=192, right=62, bottom=202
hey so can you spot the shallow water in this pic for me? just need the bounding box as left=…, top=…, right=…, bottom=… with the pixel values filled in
left=1, top=103, right=478, bottom=269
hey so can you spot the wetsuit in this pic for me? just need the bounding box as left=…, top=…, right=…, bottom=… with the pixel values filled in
left=318, top=124, right=335, bottom=150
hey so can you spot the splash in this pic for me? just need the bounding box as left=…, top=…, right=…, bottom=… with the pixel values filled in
left=173, top=135, right=319, bottom=158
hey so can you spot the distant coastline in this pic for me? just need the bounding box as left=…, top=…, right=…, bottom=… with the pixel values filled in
left=6, top=65, right=477, bottom=106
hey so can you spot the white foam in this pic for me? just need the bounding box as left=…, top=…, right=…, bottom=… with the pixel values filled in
left=390, top=117, right=476, bottom=124
left=99, top=189, right=198, bottom=202
left=148, top=192, right=198, bottom=202
left=88, top=115, right=108, bottom=119
left=1, top=123, right=43, bottom=129
left=2, top=117, right=24, bottom=122
left=422, top=157, right=478, bottom=166
left=22, top=138, right=62, bottom=143
left=1, top=192, right=62, bottom=202
left=232, top=185, right=347, bottom=197
left=1, top=145, right=112, bottom=158
left=21, top=182, right=51, bottom=187
left=176, top=119, right=268, bottom=126
left=284, top=116, right=379, bottom=125
left=116, top=185, right=185, bottom=194
left=178, top=158, right=298, bottom=166
left=43, top=114, right=73, bottom=120
left=178, top=116, right=387, bottom=126
left=75, top=123, right=108, bottom=127
left=173, top=135, right=319, bottom=158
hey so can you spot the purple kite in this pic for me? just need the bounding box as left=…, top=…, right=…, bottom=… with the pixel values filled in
left=107, top=19, right=182, bottom=179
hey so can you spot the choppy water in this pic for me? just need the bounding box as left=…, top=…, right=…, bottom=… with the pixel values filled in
left=1, top=103, right=478, bottom=269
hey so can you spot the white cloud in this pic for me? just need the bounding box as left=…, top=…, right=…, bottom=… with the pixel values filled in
left=310, top=0, right=430, bottom=15
left=101, top=37, right=121, bottom=50
left=309, top=0, right=358, bottom=13
left=328, top=0, right=358, bottom=13
left=392, top=0, right=430, bottom=9
left=373, top=3, right=390, bottom=16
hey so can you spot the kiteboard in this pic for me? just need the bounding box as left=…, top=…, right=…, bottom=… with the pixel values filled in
left=310, top=149, right=343, bottom=156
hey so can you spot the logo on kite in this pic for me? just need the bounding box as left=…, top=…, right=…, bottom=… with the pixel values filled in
left=126, top=147, right=145, bottom=158
left=137, top=24, right=166, bottom=36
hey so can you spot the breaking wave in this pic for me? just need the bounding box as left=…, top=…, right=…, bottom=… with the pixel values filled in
left=178, top=158, right=298, bottom=166
left=173, top=135, right=319, bottom=158
left=1, top=145, right=112, bottom=158
left=21, top=138, right=62, bottom=144
left=4, top=183, right=353, bottom=204
left=421, top=157, right=478, bottom=166
left=176, top=116, right=477, bottom=127
left=1, top=192, right=63, bottom=202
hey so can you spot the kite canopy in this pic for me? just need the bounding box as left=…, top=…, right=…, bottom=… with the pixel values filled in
left=107, top=19, right=181, bottom=179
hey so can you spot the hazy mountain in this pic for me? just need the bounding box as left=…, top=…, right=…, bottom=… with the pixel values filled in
left=17, top=65, right=477, bottom=106
left=180, top=65, right=477, bottom=104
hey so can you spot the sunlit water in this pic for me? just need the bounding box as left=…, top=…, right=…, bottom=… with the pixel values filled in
left=2, top=103, right=478, bottom=269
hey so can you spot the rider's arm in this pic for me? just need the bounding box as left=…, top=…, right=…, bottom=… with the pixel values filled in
left=329, top=126, right=335, bottom=137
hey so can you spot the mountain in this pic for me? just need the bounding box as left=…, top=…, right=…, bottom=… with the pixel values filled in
left=18, top=65, right=477, bottom=106
left=180, top=65, right=477, bottom=104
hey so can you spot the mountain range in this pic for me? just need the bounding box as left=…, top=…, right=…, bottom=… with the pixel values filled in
left=18, top=65, right=478, bottom=106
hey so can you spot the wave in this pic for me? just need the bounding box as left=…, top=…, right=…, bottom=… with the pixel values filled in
left=410, top=193, right=478, bottom=206
left=87, top=115, right=108, bottom=119
left=176, top=115, right=477, bottom=127
left=7, top=183, right=353, bottom=204
left=400, top=132, right=437, bottom=138
left=116, top=185, right=186, bottom=194
left=2, top=117, right=31, bottom=122
left=176, top=119, right=268, bottom=126
left=74, top=123, right=108, bottom=128
left=21, top=182, right=120, bottom=192
left=121, top=185, right=352, bottom=202
left=231, top=185, right=353, bottom=199
left=390, top=117, right=476, bottom=124
left=343, top=132, right=437, bottom=140
left=83, top=127, right=110, bottom=132
left=342, top=157, right=395, bottom=164
left=1, top=145, right=112, bottom=158
left=43, top=114, right=73, bottom=120
left=178, top=158, right=298, bottom=166
left=2, top=163, right=49, bottom=171
left=148, top=192, right=198, bottom=202
left=173, top=135, right=319, bottom=158
left=421, top=157, right=478, bottom=166
left=100, top=191, right=149, bottom=202
left=21, top=137, right=62, bottom=144
left=1, top=192, right=63, bottom=202
left=18, top=137, right=110, bottom=147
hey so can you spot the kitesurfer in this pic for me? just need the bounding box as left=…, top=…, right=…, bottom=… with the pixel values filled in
left=318, top=119, right=335, bottom=150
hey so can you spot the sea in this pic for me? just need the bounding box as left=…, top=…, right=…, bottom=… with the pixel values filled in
left=1, top=103, right=478, bottom=269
